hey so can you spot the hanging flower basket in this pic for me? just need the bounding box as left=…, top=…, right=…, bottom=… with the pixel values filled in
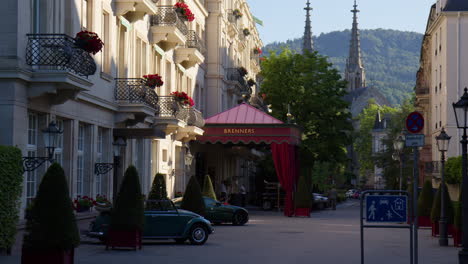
left=238, top=67, right=248, bottom=76
left=243, top=28, right=250, bottom=37
left=143, top=74, right=164, bottom=88
left=75, top=31, right=104, bottom=55
left=73, top=196, right=96, bottom=212
left=253, top=47, right=262, bottom=55
left=233, top=9, right=243, bottom=19
left=171, top=91, right=195, bottom=107
left=174, top=1, right=195, bottom=22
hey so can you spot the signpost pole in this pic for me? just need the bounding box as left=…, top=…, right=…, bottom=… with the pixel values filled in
left=413, top=146, right=419, bottom=264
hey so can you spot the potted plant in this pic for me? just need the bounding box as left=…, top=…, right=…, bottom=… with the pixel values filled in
left=430, top=183, right=454, bottom=237
left=107, top=165, right=144, bottom=250
left=294, top=174, right=312, bottom=217
left=73, top=196, right=95, bottom=212
left=247, top=79, right=256, bottom=87
left=243, top=28, right=250, bottom=37
left=202, top=174, right=217, bottom=201
left=238, top=67, right=248, bottom=77
left=417, top=181, right=434, bottom=227
left=170, top=91, right=195, bottom=107
left=22, top=163, right=79, bottom=264
left=181, top=176, right=206, bottom=217
left=233, top=9, right=243, bottom=19
left=75, top=31, right=104, bottom=55
left=148, top=173, right=168, bottom=200
left=174, top=1, right=195, bottom=22
left=94, top=195, right=112, bottom=212
left=253, top=47, right=262, bottom=55
left=143, top=74, right=164, bottom=88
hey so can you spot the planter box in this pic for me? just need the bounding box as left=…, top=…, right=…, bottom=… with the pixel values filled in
left=106, top=229, right=142, bottom=250
left=453, top=228, right=462, bottom=247
left=418, top=216, right=431, bottom=227
left=295, top=208, right=311, bottom=217
left=432, top=221, right=439, bottom=237
left=22, top=248, right=74, bottom=264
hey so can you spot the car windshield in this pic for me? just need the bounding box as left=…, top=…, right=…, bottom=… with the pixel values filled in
left=145, top=199, right=177, bottom=211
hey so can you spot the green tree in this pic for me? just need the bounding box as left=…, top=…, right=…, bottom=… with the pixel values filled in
left=23, top=163, right=79, bottom=250
left=111, top=165, right=144, bottom=231
left=311, top=161, right=331, bottom=192
left=0, top=146, right=23, bottom=252
left=261, top=48, right=353, bottom=168
left=148, top=173, right=167, bottom=200
left=431, top=183, right=454, bottom=224
left=181, top=176, right=206, bottom=216
left=295, top=174, right=312, bottom=208
left=445, top=156, right=462, bottom=185
left=418, top=181, right=434, bottom=217
left=202, top=174, right=217, bottom=200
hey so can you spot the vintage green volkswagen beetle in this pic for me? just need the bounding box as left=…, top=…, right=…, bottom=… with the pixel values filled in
left=172, top=197, right=249, bottom=226
left=87, top=200, right=213, bottom=245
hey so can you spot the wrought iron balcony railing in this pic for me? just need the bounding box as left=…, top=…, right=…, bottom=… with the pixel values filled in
left=187, top=107, right=205, bottom=127
left=186, top=30, right=206, bottom=53
left=26, top=34, right=97, bottom=77
left=155, top=96, right=190, bottom=121
left=150, top=6, right=188, bottom=36
left=115, top=78, right=159, bottom=109
left=227, top=9, right=242, bottom=30
left=226, top=68, right=248, bottom=87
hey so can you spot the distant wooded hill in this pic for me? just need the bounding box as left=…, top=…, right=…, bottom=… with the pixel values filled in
left=263, top=29, right=423, bottom=105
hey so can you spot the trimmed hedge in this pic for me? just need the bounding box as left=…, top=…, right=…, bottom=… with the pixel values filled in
left=0, top=146, right=23, bottom=251
left=181, top=176, right=205, bottom=216
left=431, top=183, right=454, bottom=224
left=202, top=174, right=217, bottom=200
left=148, top=173, right=167, bottom=200
left=294, top=174, right=312, bottom=208
left=111, top=165, right=144, bottom=231
left=22, top=163, right=79, bottom=250
left=417, top=181, right=434, bottom=217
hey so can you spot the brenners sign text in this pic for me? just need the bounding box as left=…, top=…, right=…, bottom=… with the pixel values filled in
left=223, top=128, right=255, bottom=134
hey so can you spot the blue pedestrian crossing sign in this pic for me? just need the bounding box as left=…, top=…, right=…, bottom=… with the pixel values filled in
left=366, top=195, right=407, bottom=223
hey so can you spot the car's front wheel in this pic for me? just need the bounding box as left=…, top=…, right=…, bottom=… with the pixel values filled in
left=232, top=211, right=248, bottom=226
left=188, top=225, right=208, bottom=245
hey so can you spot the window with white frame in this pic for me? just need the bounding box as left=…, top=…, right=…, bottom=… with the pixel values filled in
left=101, top=11, right=110, bottom=73
left=95, top=128, right=104, bottom=195
left=26, top=113, right=38, bottom=205
left=77, top=124, right=85, bottom=196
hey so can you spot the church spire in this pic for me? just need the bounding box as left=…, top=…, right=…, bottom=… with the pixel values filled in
left=345, top=0, right=366, bottom=92
left=302, top=0, right=313, bottom=53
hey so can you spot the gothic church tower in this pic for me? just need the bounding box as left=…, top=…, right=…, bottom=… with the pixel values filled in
left=345, top=0, right=366, bottom=92
left=302, top=0, right=313, bottom=53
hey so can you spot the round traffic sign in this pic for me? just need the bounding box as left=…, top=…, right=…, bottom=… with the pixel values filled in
left=406, top=112, right=424, bottom=134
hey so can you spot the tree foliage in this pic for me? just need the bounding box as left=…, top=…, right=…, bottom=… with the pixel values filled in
left=23, top=163, right=79, bottom=250
left=148, top=173, right=167, bottom=200
left=111, top=165, right=144, bottom=231
left=0, top=146, right=23, bottom=250
left=181, top=176, right=206, bottom=216
left=261, top=48, right=353, bottom=166
left=445, top=156, right=462, bottom=185
left=418, top=181, right=434, bottom=217
left=202, top=174, right=217, bottom=200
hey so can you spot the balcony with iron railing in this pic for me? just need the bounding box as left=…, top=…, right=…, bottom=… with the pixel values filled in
left=25, top=34, right=96, bottom=103
left=226, top=68, right=249, bottom=92
left=175, top=30, right=205, bottom=67
left=150, top=6, right=188, bottom=48
left=227, top=9, right=242, bottom=37
left=114, top=0, right=158, bottom=17
left=114, top=78, right=159, bottom=121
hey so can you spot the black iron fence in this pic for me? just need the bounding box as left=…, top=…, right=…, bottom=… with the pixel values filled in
left=150, top=6, right=188, bottom=36
left=226, top=68, right=247, bottom=86
left=115, top=78, right=159, bottom=109
left=26, top=34, right=97, bottom=77
left=227, top=9, right=242, bottom=30
left=187, top=108, right=205, bottom=127
left=155, top=96, right=189, bottom=121
left=186, top=30, right=205, bottom=53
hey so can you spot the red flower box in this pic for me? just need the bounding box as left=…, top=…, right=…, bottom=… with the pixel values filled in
left=295, top=208, right=311, bottom=217
left=106, top=229, right=142, bottom=250
left=174, top=2, right=195, bottom=22
left=143, top=74, right=164, bottom=88
left=75, top=31, right=104, bottom=55
left=171, top=91, right=195, bottom=107
left=22, top=248, right=74, bottom=264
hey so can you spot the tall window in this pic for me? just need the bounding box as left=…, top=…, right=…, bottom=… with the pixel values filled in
left=54, top=119, right=64, bottom=165
left=135, top=38, right=142, bottom=77
left=142, top=42, right=147, bottom=75
left=101, top=12, right=110, bottom=73
left=95, top=128, right=103, bottom=195
left=83, top=0, right=93, bottom=30
left=26, top=113, right=38, bottom=205
left=77, top=124, right=85, bottom=196
left=165, top=61, right=172, bottom=95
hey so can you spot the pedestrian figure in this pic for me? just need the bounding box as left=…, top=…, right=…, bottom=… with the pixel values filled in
left=328, top=187, right=337, bottom=210
left=220, top=180, right=227, bottom=202
left=240, top=184, right=247, bottom=207
left=368, top=201, right=376, bottom=220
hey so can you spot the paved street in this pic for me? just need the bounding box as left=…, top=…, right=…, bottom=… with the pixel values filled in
left=2, top=200, right=458, bottom=264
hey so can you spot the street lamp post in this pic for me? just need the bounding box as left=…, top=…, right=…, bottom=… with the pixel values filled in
left=452, top=88, right=468, bottom=262
left=394, top=134, right=405, bottom=191
left=111, top=137, right=126, bottom=203
left=436, top=128, right=451, bottom=246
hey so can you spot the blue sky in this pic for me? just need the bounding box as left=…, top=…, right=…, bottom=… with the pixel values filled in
left=248, top=0, right=436, bottom=45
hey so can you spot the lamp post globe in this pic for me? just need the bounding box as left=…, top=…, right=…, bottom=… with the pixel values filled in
left=453, top=87, right=468, bottom=262
left=393, top=134, right=405, bottom=191
left=436, top=128, right=451, bottom=247
left=42, top=121, right=63, bottom=160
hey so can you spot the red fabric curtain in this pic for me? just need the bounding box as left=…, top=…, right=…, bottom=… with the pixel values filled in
left=271, top=143, right=299, bottom=217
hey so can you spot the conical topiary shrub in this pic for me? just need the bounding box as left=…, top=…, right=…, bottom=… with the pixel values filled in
left=202, top=174, right=217, bottom=200
left=181, top=176, right=206, bottom=216
left=148, top=173, right=167, bottom=200
left=294, top=174, right=312, bottom=217
left=417, top=181, right=434, bottom=227
left=108, top=165, right=144, bottom=250
left=431, top=183, right=454, bottom=237
left=22, top=163, right=79, bottom=263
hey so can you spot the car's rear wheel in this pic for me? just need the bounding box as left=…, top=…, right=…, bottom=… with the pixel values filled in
left=188, top=225, right=208, bottom=245
left=232, top=211, right=248, bottom=226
